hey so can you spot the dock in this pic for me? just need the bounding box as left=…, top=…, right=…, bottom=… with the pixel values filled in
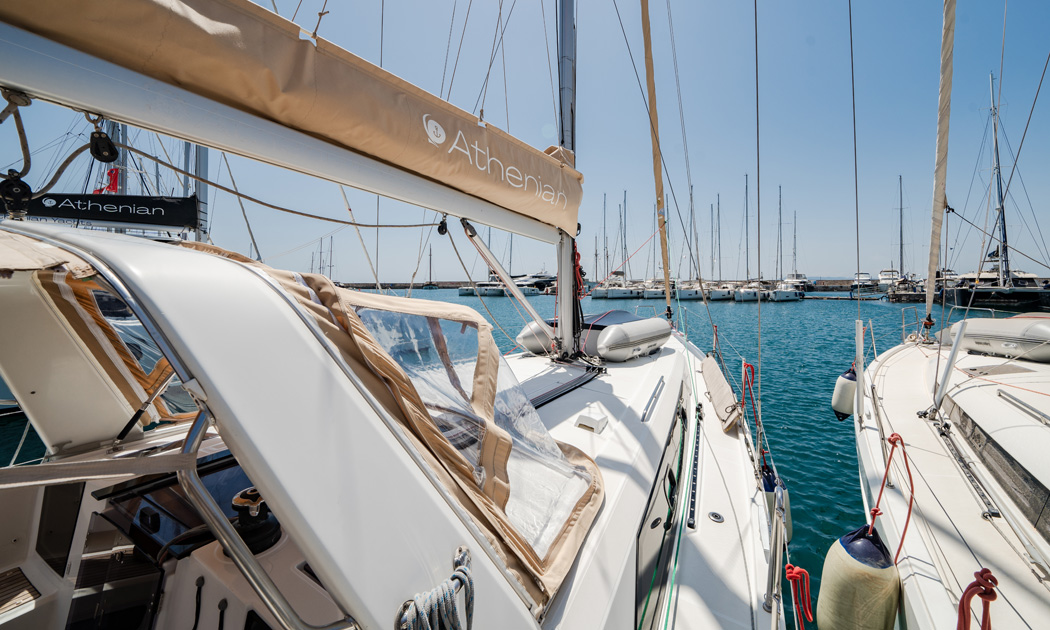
left=803, top=294, right=883, bottom=301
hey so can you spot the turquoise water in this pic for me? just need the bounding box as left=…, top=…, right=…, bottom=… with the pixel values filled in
left=0, top=289, right=986, bottom=605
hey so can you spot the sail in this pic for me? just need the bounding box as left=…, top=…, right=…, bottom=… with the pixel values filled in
left=925, top=0, right=956, bottom=317
left=0, top=0, right=584, bottom=234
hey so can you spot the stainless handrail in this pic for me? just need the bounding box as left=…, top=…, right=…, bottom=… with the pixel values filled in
left=947, top=305, right=998, bottom=323
left=177, top=412, right=359, bottom=630
left=763, top=483, right=785, bottom=627
left=900, top=306, right=919, bottom=343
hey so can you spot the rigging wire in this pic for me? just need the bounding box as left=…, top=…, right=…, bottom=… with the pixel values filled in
left=474, top=0, right=520, bottom=117
left=946, top=208, right=1050, bottom=273
left=446, top=230, right=522, bottom=348
left=538, top=0, right=561, bottom=131
left=109, top=142, right=438, bottom=229
left=664, top=0, right=695, bottom=278
left=263, top=224, right=347, bottom=262
left=753, top=0, right=763, bottom=407
left=439, top=1, right=459, bottom=98
left=998, top=126, right=1050, bottom=267
left=339, top=185, right=383, bottom=291
left=946, top=117, right=992, bottom=270
left=996, top=1, right=1007, bottom=121
left=998, top=46, right=1050, bottom=217
left=221, top=152, right=262, bottom=260
left=445, top=0, right=475, bottom=100
left=847, top=0, right=861, bottom=322
left=500, top=5, right=511, bottom=131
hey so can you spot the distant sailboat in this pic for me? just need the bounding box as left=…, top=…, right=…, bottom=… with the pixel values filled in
left=421, top=245, right=438, bottom=289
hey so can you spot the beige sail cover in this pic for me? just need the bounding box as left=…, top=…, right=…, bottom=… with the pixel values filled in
left=0, top=0, right=583, bottom=234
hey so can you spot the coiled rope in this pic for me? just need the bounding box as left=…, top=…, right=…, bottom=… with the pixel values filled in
left=398, top=553, right=474, bottom=630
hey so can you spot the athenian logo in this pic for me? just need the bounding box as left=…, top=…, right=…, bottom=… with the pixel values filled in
left=42, top=197, right=57, bottom=207
left=422, top=115, right=446, bottom=145
left=421, top=113, right=569, bottom=210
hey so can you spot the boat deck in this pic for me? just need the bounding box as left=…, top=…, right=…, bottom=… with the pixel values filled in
left=507, top=334, right=779, bottom=629
left=861, top=341, right=1050, bottom=629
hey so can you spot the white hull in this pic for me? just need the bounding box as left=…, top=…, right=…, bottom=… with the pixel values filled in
left=643, top=288, right=670, bottom=299
left=458, top=286, right=475, bottom=296
left=734, top=289, right=760, bottom=302
left=607, top=287, right=643, bottom=299
left=590, top=287, right=608, bottom=299
left=708, top=289, right=734, bottom=301
left=676, top=288, right=705, bottom=300
left=764, top=289, right=801, bottom=302
left=475, top=286, right=505, bottom=297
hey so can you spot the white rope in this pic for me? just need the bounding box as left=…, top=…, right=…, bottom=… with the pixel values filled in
left=399, top=564, right=473, bottom=630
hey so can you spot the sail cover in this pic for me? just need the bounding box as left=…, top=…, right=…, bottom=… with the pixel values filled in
left=0, top=0, right=584, bottom=234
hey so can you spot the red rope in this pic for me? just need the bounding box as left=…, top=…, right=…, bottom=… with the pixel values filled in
left=867, top=433, right=916, bottom=564
left=785, top=564, right=813, bottom=628
left=957, top=568, right=997, bottom=630
left=741, top=362, right=765, bottom=465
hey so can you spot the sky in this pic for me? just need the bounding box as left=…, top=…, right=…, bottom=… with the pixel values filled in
left=1, top=0, right=1049, bottom=283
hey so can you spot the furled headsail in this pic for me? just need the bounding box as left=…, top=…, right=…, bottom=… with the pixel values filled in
left=0, top=0, right=584, bottom=235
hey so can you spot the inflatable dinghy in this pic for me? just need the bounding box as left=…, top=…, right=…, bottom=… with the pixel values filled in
left=951, top=313, right=1050, bottom=363
left=517, top=310, right=671, bottom=362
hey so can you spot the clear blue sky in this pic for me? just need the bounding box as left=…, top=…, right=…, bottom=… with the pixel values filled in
left=2, top=0, right=1048, bottom=282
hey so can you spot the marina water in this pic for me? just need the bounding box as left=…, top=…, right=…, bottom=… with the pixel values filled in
left=0, top=289, right=989, bottom=607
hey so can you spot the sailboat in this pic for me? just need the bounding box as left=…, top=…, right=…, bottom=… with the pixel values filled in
left=0, top=2, right=789, bottom=630
left=763, top=187, right=801, bottom=302
left=420, top=246, right=438, bottom=290
left=734, top=175, right=762, bottom=302
left=821, top=3, right=1050, bottom=627
left=942, top=73, right=1050, bottom=311
left=782, top=209, right=810, bottom=295
left=706, top=194, right=736, bottom=301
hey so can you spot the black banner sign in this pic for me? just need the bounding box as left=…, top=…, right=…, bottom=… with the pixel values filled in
left=26, top=194, right=199, bottom=229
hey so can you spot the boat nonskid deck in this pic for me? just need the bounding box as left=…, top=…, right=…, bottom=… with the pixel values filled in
left=860, top=341, right=1050, bottom=629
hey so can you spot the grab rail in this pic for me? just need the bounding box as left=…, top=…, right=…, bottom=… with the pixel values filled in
left=177, top=412, right=359, bottom=630
left=900, top=306, right=920, bottom=343
left=763, top=483, right=786, bottom=630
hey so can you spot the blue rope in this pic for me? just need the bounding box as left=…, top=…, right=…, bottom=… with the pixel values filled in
left=400, top=565, right=474, bottom=630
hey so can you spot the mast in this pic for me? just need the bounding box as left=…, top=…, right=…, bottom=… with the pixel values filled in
left=745, top=174, right=750, bottom=280
left=602, top=193, right=608, bottom=279
left=924, top=0, right=957, bottom=320
left=617, top=192, right=625, bottom=281
left=898, top=175, right=904, bottom=278
left=717, top=194, right=722, bottom=281
left=777, top=186, right=783, bottom=281
left=792, top=209, right=797, bottom=275
left=428, top=245, right=433, bottom=284
left=553, top=0, right=579, bottom=357
left=990, top=73, right=1010, bottom=286
left=710, top=201, right=714, bottom=280
left=639, top=0, right=673, bottom=317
